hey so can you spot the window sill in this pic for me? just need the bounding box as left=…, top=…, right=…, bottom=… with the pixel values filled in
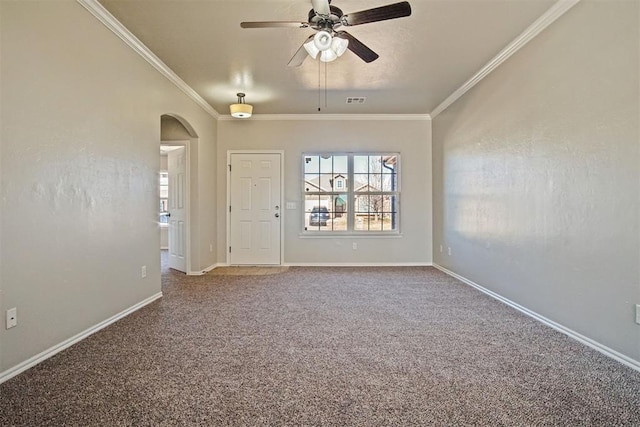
left=299, top=232, right=402, bottom=239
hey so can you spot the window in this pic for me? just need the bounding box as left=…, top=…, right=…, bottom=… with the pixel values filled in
left=303, top=153, right=399, bottom=233
left=159, top=172, right=169, bottom=224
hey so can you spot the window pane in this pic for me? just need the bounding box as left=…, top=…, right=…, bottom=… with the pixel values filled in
left=319, top=173, right=334, bottom=191
left=304, top=156, right=319, bottom=173
left=381, top=155, right=397, bottom=173
left=304, top=174, right=320, bottom=192
left=354, top=155, right=369, bottom=173
left=319, top=155, right=333, bottom=173
left=334, top=156, right=348, bottom=174
left=330, top=194, right=348, bottom=231
left=304, top=194, right=348, bottom=231
left=354, top=173, right=368, bottom=192
left=382, top=195, right=398, bottom=231
left=354, top=194, right=396, bottom=231
left=369, top=172, right=383, bottom=191
left=304, top=195, right=328, bottom=230
left=380, top=174, right=393, bottom=191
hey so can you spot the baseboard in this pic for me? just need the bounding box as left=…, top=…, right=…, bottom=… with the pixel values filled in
left=285, top=262, right=433, bottom=267
left=432, top=264, right=640, bottom=373
left=207, top=262, right=432, bottom=268
left=188, top=263, right=224, bottom=275
left=0, top=292, right=163, bottom=384
left=211, top=263, right=228, bottom=269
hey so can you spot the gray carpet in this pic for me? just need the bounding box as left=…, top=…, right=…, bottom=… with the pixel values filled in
left=1, top=255, right=639, bottom=426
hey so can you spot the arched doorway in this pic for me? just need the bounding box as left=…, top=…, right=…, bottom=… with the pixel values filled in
left=160, top=114, right=198, bottom=273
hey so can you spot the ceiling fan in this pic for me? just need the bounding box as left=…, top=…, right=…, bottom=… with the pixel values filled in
left=240, top=0, right=412, bottom=66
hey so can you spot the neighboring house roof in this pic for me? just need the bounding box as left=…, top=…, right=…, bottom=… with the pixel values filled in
left=305, top=174, right=384, bottom=193
left=305, top=174, right=347, bottom=192
left=354, top=183, right=380, bottom=192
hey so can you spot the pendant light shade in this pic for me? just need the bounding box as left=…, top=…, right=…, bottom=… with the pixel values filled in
left=332, top=36, right=349, bottom=57
left=320, top=49, right=338, bottom=63
left=304, top=38, right=320, bottom=59
left=313, top=30, right=333, bottom=51
left=230, top=93, right=253, bottom=118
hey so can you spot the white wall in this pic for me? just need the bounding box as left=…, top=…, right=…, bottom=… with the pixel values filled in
left=0, top=1, right=217, bottom=374
left=217, top=118, right=432, bottom=265
left=432, top=0, right=639, bottom=363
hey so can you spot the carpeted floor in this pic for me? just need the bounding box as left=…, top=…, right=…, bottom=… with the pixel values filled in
left=1, top=253, right=639, bottom=426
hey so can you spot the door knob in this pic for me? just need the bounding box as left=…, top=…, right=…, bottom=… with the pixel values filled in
left=275, top=213, right=280, bottom=218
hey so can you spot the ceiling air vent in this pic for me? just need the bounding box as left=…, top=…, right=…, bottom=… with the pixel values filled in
left=346, top=97, right=366, bottom=104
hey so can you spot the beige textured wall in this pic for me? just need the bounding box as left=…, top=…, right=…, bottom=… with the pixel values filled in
left=432, top=0, right=639, bottom=362
left=0, top=1, right=217, bottom=372
left=217, top=118, right=432, bottom=265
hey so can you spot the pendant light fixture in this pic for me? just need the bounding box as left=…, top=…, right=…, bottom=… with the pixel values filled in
left=303, top=31, right=349, bottom=63
left=230, top=93, right=253, bottom=118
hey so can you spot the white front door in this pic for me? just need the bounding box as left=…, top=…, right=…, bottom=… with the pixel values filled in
left=168, top=147, right=187, bottom=272
left=229, top=153, right=281, bottom=265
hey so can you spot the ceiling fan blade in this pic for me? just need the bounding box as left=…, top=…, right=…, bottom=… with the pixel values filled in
left=241, top=21, right=309, bottom=29
left=311, top=0, right=330, bottom=16
left=336, top=31, right=379, bottom=63
left=288, top=36, right=314, bottom=67
left=342, top=1, right=412, bottom=26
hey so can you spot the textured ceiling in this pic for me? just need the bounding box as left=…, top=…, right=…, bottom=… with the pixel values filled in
left=98, top=0, right=557, bottom=116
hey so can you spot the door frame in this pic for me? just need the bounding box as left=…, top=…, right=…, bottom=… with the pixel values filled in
left=226, top=150, right=284, bottom=266
left=162, top=140, right=191, bottom=274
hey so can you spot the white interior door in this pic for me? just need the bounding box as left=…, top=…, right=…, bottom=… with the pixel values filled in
left=168, top=147, right=187, bottom=272
left=229, top=153, right=281, bottom=265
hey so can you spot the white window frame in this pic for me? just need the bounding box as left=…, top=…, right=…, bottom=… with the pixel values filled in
left=302, top=152, right=400, bottom=235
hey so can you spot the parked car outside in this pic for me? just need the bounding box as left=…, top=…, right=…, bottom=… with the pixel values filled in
left=309, top=206, right=330, bottom=226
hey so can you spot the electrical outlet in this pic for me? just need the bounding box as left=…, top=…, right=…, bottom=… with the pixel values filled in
left=141, top=265, right=147, bottom=278
left=209, top=244, right=213, bottom=253
left=352, top=242, right=358, bottom=250
left=635, top=304, right=640, bottom=325
left=447, top=247, right=452, bottom=256
left=439, top=245, right=443, bottom=253
left=6, top=307, right=17, bottom=329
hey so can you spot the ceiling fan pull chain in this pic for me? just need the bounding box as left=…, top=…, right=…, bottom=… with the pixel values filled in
left=318, top=59, right=321, bottom=112
left=325, top=61, right=328, bottom=109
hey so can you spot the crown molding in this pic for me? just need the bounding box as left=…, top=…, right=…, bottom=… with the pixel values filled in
left=430, top=0, right=581, bottom=118
left=77, top=0, right=219, bottom=119
left=219, top=114, right=432, bottom=121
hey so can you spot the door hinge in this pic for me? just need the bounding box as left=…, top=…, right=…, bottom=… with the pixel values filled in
left=228, top=164, right=231, bottom=172
left=229, top=205, right=231, bottom=212
left=229, top=246, right=231, bottom=253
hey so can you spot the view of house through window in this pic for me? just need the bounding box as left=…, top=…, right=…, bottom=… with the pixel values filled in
left=303, top=153, right=399, bottom=232
left=159, top=172, right=169, bottom=224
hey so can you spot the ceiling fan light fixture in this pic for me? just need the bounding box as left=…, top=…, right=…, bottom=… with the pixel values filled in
left=331, top=36, right=349, bottom=57
left=320, top=49, right=338, bottom=62
left=230, top=92, right=253, bottom=118
left=303, top=38, right=320, bottom=59
left=313, top=30, right=333, bottom=51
